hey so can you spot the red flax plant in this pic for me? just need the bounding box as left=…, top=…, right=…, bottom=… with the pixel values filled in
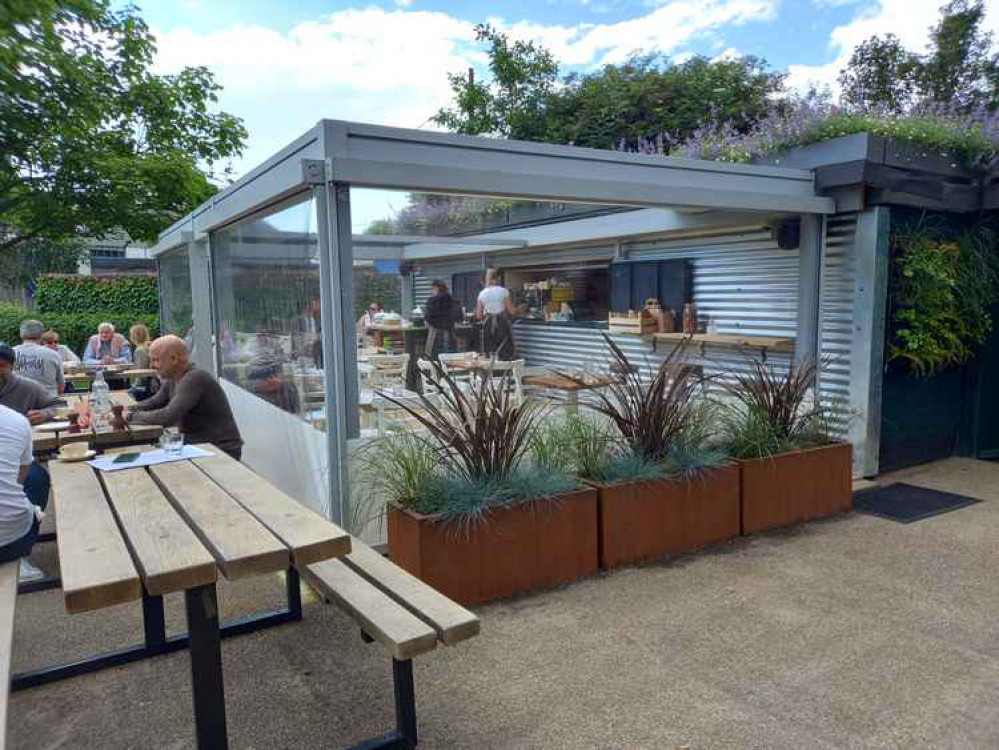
left=576, top=335, right=705, bottom=464
left=379, top=357, right=543, bottom=483
left=721, top=356, right=830, bottom=458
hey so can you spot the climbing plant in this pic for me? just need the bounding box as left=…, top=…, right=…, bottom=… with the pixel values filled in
left=889, top=217, right=999, bottom=375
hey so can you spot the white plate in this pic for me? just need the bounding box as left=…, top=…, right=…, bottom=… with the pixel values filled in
left=36, top=421, right=72, bottom=432
left=56, top=449, right=96, bottom=463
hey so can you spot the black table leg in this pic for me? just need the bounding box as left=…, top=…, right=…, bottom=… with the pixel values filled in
left=184, top=583, right=228, bottom=750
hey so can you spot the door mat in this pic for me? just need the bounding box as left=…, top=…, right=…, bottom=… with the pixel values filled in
left=853, top=482, right=982, bottom=524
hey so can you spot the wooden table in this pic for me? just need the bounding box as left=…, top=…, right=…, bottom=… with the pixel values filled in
left=11, top=447, right=351, bottom=749
left=521, top=372, right=616, bottom=414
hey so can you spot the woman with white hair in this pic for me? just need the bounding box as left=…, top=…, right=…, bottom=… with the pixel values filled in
left=82, top=322, right=133, bottom=365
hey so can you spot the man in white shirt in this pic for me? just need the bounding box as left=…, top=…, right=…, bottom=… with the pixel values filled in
left=0, top=404, right=50, bottom=581
left=14, top=319, right=65, bottom=396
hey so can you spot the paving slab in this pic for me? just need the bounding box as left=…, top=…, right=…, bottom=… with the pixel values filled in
left=7, top=457, right=999, bottom=749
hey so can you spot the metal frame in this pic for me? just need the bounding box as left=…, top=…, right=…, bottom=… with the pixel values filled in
left=850, top=207, right=890, bottom=477
left=12, top=568, right=302, bottom=695
left=347, top=635, right=418, bottom=750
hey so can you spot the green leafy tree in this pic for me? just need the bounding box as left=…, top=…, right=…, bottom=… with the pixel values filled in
left=433, top=26, right=784, bottom=151
left=917, top=0, right=999, bottom=111
left=0, top=230, right=87, bottom=300
left=838, top=35, right=920, bottom=113
left=839, top=1, right=999, bottom=114
left=0, top=0, right=246, bottom=258
left=547, top=54, right=784, bottom=151
left=432, top=24, right=558, bottom=139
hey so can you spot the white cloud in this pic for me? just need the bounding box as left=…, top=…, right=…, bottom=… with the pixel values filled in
left=711, top=46, right=741, bottom=62
left=152, top=1, right=777, bottom=177
left=787, top=0, right=999, bottom=95
left=394, top=0, right=413, bottom=7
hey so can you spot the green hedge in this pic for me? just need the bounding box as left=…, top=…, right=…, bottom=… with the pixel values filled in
left=36, top=275, right=159, bottom=317
left=0, top=303, right=159, bottom=358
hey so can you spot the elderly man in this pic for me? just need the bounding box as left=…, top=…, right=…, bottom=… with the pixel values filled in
left=83, top=322, right=132, bottom=365
left=128, top=335, right=243, bottom=459
left=15, top=320, right=64, bottom=396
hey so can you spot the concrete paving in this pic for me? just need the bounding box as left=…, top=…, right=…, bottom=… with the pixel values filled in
left=7, top=457, right=999, bottom=749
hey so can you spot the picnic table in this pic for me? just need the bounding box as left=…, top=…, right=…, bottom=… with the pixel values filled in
left=521, top=372, right=617, bottom=414
left=11, top=446, right=351, bottom=749
left=33, top=392, right=158, bottom=455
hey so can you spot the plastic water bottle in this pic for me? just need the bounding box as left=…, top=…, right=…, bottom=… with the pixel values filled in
left=90, top=369, right=113, bottom=433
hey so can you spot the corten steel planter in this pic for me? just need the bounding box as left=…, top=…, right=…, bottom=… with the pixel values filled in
left=592, top=464, right=741, bottom=570
left=739, top=442, right=853, bottom=535
left=387, top=488, right=599, bottom=606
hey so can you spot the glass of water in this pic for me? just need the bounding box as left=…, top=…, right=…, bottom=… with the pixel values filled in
left=160, top=427, right=184, bottom=457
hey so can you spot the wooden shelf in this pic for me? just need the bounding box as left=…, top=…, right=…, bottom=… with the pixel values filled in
left=652, top=333, right=796, bottom=351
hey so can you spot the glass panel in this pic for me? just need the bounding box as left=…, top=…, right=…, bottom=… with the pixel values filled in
left=210, top=194, right=330, bottom=517
left=212, top=195, right=323, bottom=426
left=158, top=247, right=194, bottom=338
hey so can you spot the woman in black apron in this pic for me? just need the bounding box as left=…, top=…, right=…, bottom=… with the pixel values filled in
left=475, top=271, right=516, bottom=360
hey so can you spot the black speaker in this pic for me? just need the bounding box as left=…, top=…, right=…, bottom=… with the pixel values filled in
left=772, top=219, right=801, bottom=250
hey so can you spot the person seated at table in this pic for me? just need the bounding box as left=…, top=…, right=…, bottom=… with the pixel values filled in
left=356, top=301, right=383, bottom=347
left=0, top=343, right=61, bottom=425
left=248, top=357, right=301, bottom=415
left=127, top=335, right=244, bottom=460
left=14, top=319, right=65, bottom=396
left=0, top=403, right=51, bottom=582
left=41, top=329, right=80, bottom=364
left=128, top=323, right=157, bottom=402
left=83, top=322, right=133, bottom=365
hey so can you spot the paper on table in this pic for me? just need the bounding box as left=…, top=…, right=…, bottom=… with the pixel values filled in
left=88, top=444, right=215, bottom=472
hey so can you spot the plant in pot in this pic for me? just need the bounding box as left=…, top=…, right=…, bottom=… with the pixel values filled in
left=356, top=360, right=598, bottom=606
left=560, top=336, right=739, bottom=570
left=721, top=356, right=852, bottom=534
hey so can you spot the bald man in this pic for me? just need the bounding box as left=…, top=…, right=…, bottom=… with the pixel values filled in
left=128, top=335, right=243, bottom=459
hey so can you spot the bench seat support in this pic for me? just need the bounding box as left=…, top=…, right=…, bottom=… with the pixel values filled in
left=12, top=567, right=303, bottom=691
left=347, top=657, right=418, bottom=750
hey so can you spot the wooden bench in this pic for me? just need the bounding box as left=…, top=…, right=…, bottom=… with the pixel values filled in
left=304, top=539, right=480, bottom=749
left=1, top=561, right=18, bottom=750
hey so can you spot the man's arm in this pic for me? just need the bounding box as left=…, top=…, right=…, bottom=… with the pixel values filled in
left=130, top=374, right=202, bottom=427
left=82, top=338, right=100, bottom=364
left=114, top=341, right=133, bottom=364
left=25, top=382, right=59, bottom=424
left=130, top=380, right=170, bottom=412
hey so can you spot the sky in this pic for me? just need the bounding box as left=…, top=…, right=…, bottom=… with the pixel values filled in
left=136, top=0, right=999, bottom=186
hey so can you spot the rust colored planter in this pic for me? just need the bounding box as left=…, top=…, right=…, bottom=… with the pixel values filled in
left=593, top=464, right=741, bottom=570
left=739, top=442, right=853, bottom=535
left=387, top=488, right=598, bottom=606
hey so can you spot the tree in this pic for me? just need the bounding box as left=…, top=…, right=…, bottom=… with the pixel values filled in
left=838, top=1, right=999, bottom=114
left=432, top=24, right=558, bottom=139
left=0, top=0, right=246, bottom=258
left=838, top=35, right=919, bottom=113
left=0, top=228, right=87, bottom=303
left=433, top=27, right=785, bottom=152
left=918, top=0, right=999, bottom=111
left=548, top=54, right=784, bottom=152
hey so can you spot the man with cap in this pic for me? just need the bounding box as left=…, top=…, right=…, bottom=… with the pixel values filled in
left=15, top=319, right=65, bottom=396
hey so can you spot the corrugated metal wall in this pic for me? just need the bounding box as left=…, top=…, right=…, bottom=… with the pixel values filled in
left=410, top=218, right=858, bottom=443
left=818, top=213, right=858, bottom=439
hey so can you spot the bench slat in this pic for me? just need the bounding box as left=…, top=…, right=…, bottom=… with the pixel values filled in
left=191, top=447, right=350, bottom=566
left=344, top=541, right=480, bottom=645
left=49, top=462, right=142, bottom=613
left=1, top=562, right=16, bottom=750
left=304, top=560, right=437, bottom=661
left=149, top=462, right=289, bottom=580
left=102, top=468, right=216, bottom=596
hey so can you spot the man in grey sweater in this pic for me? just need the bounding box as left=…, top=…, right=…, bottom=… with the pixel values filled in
left=128, top=335, right=244, bottom=459
left=0, top=343, right=60, bottom=424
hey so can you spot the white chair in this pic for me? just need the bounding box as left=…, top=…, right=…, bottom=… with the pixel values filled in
left=483, top=359, right=525, bottom=406
left=366, top=353, right=409, bottom=391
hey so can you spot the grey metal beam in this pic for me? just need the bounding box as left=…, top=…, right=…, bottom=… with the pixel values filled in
left=796, top=214, right=824, bottom=369
left=850, top=207, right=890, bottom=477
left=353, top=234, right=528, bottom=247
left=324, top=121, right=835, bottom=215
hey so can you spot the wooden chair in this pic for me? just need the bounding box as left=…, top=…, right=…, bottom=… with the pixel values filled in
left=366, top=354, right=410, bottom=391
left=304, top=539, right=480, bottom=749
